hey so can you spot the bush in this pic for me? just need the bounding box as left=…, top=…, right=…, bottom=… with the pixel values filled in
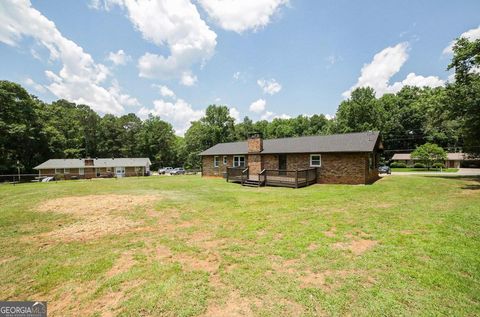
left=413, top=163, right=426, bottom=168
left=390, top=162, right=407, bottom=168
left=432, top=163, right=446, bottom=169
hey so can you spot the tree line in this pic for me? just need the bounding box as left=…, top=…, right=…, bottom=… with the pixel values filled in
left=1, top=38, right=478, bottom=173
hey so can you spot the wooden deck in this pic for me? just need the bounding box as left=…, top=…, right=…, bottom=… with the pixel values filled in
left=226, top=167, right=317, bottom=188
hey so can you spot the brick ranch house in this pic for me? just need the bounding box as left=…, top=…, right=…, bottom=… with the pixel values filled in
left=391, top=152, right=480, bottom=168
left=199, top=132, right=382, bottom=187
left=34, top=158, right=151, bottom=179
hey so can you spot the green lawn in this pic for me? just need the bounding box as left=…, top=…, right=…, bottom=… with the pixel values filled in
left=391, top=167, right=459, bottom=172
left=0, top=175, right=479, bottom=316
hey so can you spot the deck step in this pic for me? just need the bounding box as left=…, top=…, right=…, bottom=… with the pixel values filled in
left=243, top=179, right=261, bottom=187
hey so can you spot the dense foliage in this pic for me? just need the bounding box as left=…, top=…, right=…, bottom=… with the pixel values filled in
left=411, top=143, right=448, bottom=170
left=0, top=38, right=478, bottom=173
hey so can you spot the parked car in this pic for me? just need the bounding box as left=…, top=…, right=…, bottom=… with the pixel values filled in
left=158, top=167, right=174, bottom=175
left=170, top=168, right=186, bottom=175
left=378, top=165, right=391, bottom=174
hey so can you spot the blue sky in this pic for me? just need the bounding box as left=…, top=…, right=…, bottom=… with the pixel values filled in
left=1, top=0, right=479, bottom=134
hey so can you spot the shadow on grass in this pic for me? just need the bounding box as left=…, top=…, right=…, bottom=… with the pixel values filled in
left=422, top=175, right=480, bottom=190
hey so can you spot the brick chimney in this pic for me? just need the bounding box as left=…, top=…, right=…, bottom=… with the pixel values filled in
left=84, top=157, right=94, bottom=166
left=248, top=132, right=263, bottom=153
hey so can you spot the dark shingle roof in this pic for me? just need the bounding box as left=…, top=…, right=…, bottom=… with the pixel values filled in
left=199, top=132, right=380, bottom=155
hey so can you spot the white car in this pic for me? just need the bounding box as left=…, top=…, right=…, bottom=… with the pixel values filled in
left=158, top=167, right=174, bottom=175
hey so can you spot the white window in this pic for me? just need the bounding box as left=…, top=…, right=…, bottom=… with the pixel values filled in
left=55, top=168, right=63, bottom=174
left=64, top=168, right=70, bottom=174
left=214, top=156, right=219, bottom=167
left=79, top=168, right=84, bottom=175
left=310, top=154, right=321, bottom=167
left=223, top=156, right=227, bottom=165
left=233, top=156, right=245, bottom=167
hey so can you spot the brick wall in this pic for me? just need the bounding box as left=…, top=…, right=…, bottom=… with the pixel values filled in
left=248, top=137, right=263, bottom=153
left=202, top=155, right=236, bottom=177
left=317, top=153, right=368, bottom=184
left=202, top=152, right=379, bottom=184
left=263, top=154, right=278, bottom=170
left=248, top=154, right=262, bottom=175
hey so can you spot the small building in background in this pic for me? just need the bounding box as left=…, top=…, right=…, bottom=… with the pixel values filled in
left=391, top=152, right=479, bottom=168
left=34, top=158, right=151, bottom=179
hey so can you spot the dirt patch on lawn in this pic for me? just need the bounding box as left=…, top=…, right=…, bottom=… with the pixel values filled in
left=299, top=269, right=363, bottom=291
left=37, top=194, right=158, bottom=215
left=333, top=239, right=378, bottom=256
left=34, top=194, right=160, bottom=242
left=324, top=227, right=337, bottom=238
left=175, top=253, right=219, bottom=273
left=106, top=251, right=136, bottom=277
left=201, top=290, right=261, bottom=317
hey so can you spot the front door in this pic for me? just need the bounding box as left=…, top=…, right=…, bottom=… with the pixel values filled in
left=115, top=166, right=125, bottom=177
left=279, top=154, right=287, bottom=175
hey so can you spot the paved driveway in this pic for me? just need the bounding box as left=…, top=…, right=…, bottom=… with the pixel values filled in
left=390, top=168, right=480, bottom=176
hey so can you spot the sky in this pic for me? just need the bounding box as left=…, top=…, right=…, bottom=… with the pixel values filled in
left=1, top=0, right=479, bottom=135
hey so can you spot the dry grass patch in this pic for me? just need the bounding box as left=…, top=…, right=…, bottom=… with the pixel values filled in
left=106, top=251, right=136, bottom=278
left=324, top=226, right=337, bottom=238
left=299, top=269, right=362, bottom=291
left=201, top=290, right=262, bottom=317
left=333, top=239, right=378, bottom=256
left=33, top=194, right=160, bottom=242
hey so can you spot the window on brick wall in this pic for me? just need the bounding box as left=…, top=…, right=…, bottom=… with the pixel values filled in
left=223, top=156, right=227, bottom=165
left=310, top=154, right=321, bottom=167
left=233, top=156, right=245, bottom=167
left=214, top=156, right=219, bottom=167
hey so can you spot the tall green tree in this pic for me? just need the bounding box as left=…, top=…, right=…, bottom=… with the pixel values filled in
left=335, top=87, right=383, bottom=133
left=0, top=81, right=46, bottom=173
left=183, top=105, right=236, bottom=168
left=136, top=116, right=176, bottom=169
left=447, top=38, right=480, bottom=155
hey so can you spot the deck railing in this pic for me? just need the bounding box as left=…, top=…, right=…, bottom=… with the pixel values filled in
left=227, top=167, right=317, bottom=188
left=263, top=168, right=317, bottom=188
left=226, top=167, right=249, bottom=184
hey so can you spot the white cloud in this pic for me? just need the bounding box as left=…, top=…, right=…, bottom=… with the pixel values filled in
left=343, top=42, right=445, bottom=98
left=109, top=80, right=140, bottom=106
left=326, top=54, right=342, bottom=68
left=24, top=77, right=46, bottom=93
left=233, top=71, right=241, bottom=80
left=0, top=0, right=137, bottom=114
left=199, top=0, right=289, bottom=33
left=229, top=107, right=240, bottom=122
left=108, top=49, right=131, bottom=65
left=343, top=43, right=409, bottom=98
left=325, top=114, right=334, bottom=120
left=138, top=98, right=204, bottom=135
left=94, top=0, right=217, bottom=84
left=154, top=85, right=175, bottom=98
left=249, top=98, right=266, bottom=113
left=180, top=72, right=197, bottom=86
left=443, top=25, right=480, bottom=55
left=257, top=78, right=282, bottom=95
left=260, top=111, right=290, bottom=121
left=388, top=73, right=444, bottom=92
